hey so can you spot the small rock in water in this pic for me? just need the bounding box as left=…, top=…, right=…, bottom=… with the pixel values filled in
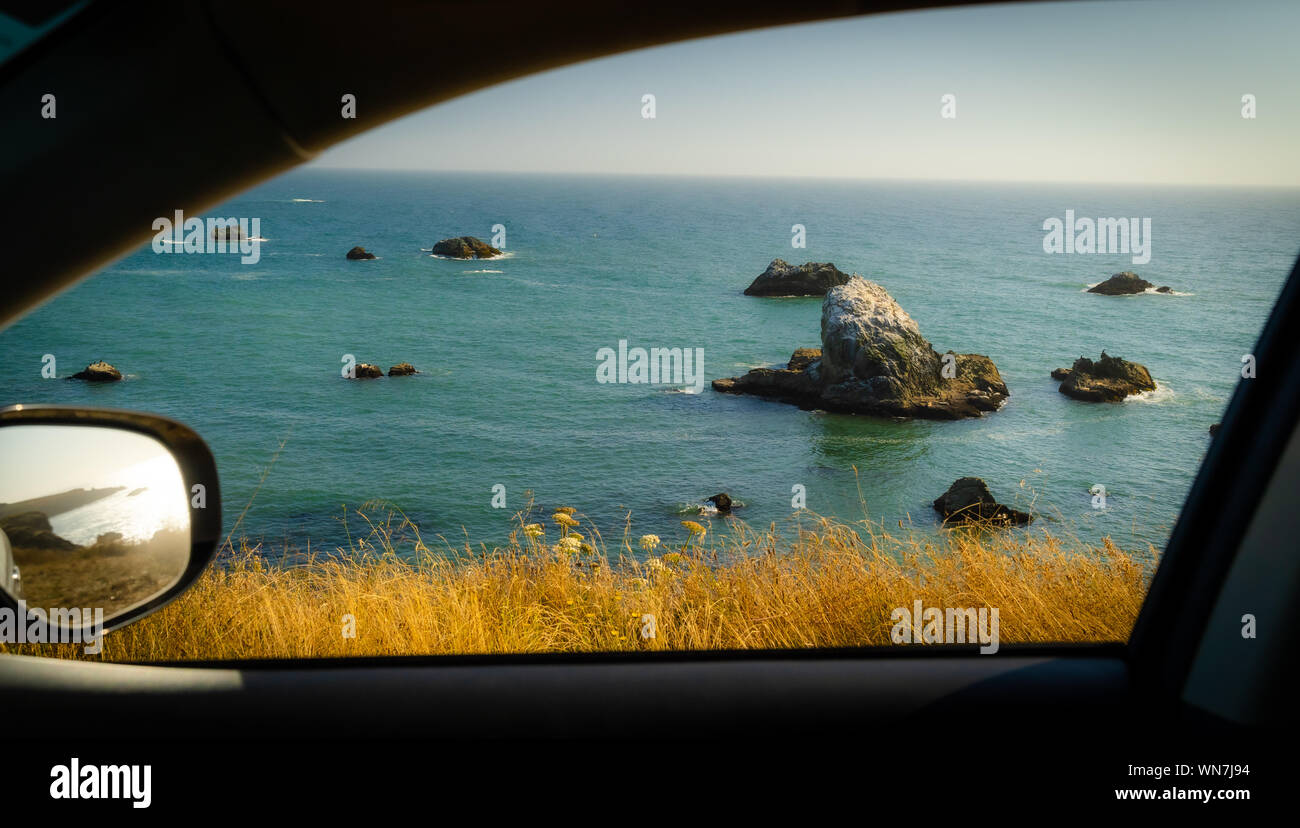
left=1209, top=423, right=1221, bottom=436
left=352, top=363, right=383, bottom=379
left=432, top=236, right=501, bottom=259
left=68, top=361, right=123, bottom=382
left=743, top=259, right=854, bottom=297
left=1087, top=271, right=1170, bottom=295
left=388, top=362, right=418, bottom=376
left=346, top=246, right=376, bottom=260
left=707, top=493, right=733, bottom=513
left=1054, top=351, right=1155, bottom=402
left=933, top=477, right=1032, bottom=525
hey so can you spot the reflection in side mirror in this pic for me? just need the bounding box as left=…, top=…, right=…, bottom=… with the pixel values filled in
left=0, top=424, right=190, bottom=615
left=0, top=407, right=220, bottom=642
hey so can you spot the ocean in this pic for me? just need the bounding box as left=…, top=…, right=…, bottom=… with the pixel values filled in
left=4, top=169, right=1297, bottom=557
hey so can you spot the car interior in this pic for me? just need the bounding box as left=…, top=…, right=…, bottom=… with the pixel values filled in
left=0, top=0, right=1292, bottom=811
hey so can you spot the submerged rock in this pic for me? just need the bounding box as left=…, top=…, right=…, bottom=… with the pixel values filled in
left=1054, top=352, right=1155, bottom=402
left=744, top=259, right=854, bottom=297
left=352, top=363, right=383, bottom=379
left=707, top=493, right=733, bottom=513
left=387, top=362, right=418, bottom=376
left=432, top=236, right=501, bottom=259
left=68, top=361, right=122, bottom=382
left=346, top=246, right=376, bottom=260
left=714, top=277, right=1009, bottom=420
left=933, top=477, right=1032, bottom=525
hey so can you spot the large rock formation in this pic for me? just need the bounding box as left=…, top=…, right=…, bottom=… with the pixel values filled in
left=68, top=361, right=122, bottom=382
left=346, top=246, right=376, bottom=260
left=1088, top=271, right=1171, bottom=295
left=932, top=478, right=1032, bottom=525
left=1054, top=352, right=1155, bottom=401
left=432, top=236, right=501, bottom=259
left=713, top=277, right=1009, bottom=419
left=744, top=259, right=854, bottom=297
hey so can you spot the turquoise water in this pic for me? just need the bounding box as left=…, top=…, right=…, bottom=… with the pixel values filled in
left=3, top=170, right=1297, bottom=555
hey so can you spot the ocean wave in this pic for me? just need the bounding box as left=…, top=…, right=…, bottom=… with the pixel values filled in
left=1079, top=282, right=1192, bottom=296
left=462, top=269, right=503, bottom=274
left=290, top=198, right=325, bottom=203
left=1128, top=381, right=1174, bottom=404
left=428, top=253, right=514, bottom=261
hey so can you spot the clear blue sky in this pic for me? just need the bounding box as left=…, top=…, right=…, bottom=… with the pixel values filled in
left=0, top=426, right=177, bottom=503
left=314, top=0, right=1300, bottom=186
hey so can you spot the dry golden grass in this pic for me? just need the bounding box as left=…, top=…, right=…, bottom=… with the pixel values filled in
left=3, top=504, right=1156, bottom=662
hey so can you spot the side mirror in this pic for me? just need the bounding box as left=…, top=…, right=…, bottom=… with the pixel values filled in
left=0, top=405, right=220, bottom=643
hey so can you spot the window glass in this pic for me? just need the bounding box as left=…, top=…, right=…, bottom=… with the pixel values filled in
left=3, top=0, right=1297, bottom=660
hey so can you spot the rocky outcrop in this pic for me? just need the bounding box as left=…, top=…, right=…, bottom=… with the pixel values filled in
left=0, top=511, right=77, bottom=551
left=432, top=236, right=501, bottom=259
left=1050, top=367, right=1072, bottom=381
left=707, top=493, right=733, bottom=513
left=744, top=259, right=854, bottom=297
left=346, top=246, right=376, bottom=260
left=711, top=349, right=822, bottom=404
left=1054, top=352, right=1155, bottom=401
left=388, top=362, right=418, bottom=376
left=1088, top=271, right=1171, bottom=295
left=68, top=361, right=122, bottom=382
left=714, top=277, right=1009, bottom=420
left=352, top=363, right=383, bottom=379
left=933, top=478, right=1032, bottom=525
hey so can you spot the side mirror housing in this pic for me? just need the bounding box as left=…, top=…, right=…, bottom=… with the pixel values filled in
left=0, top=405, right=220, bottom=643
